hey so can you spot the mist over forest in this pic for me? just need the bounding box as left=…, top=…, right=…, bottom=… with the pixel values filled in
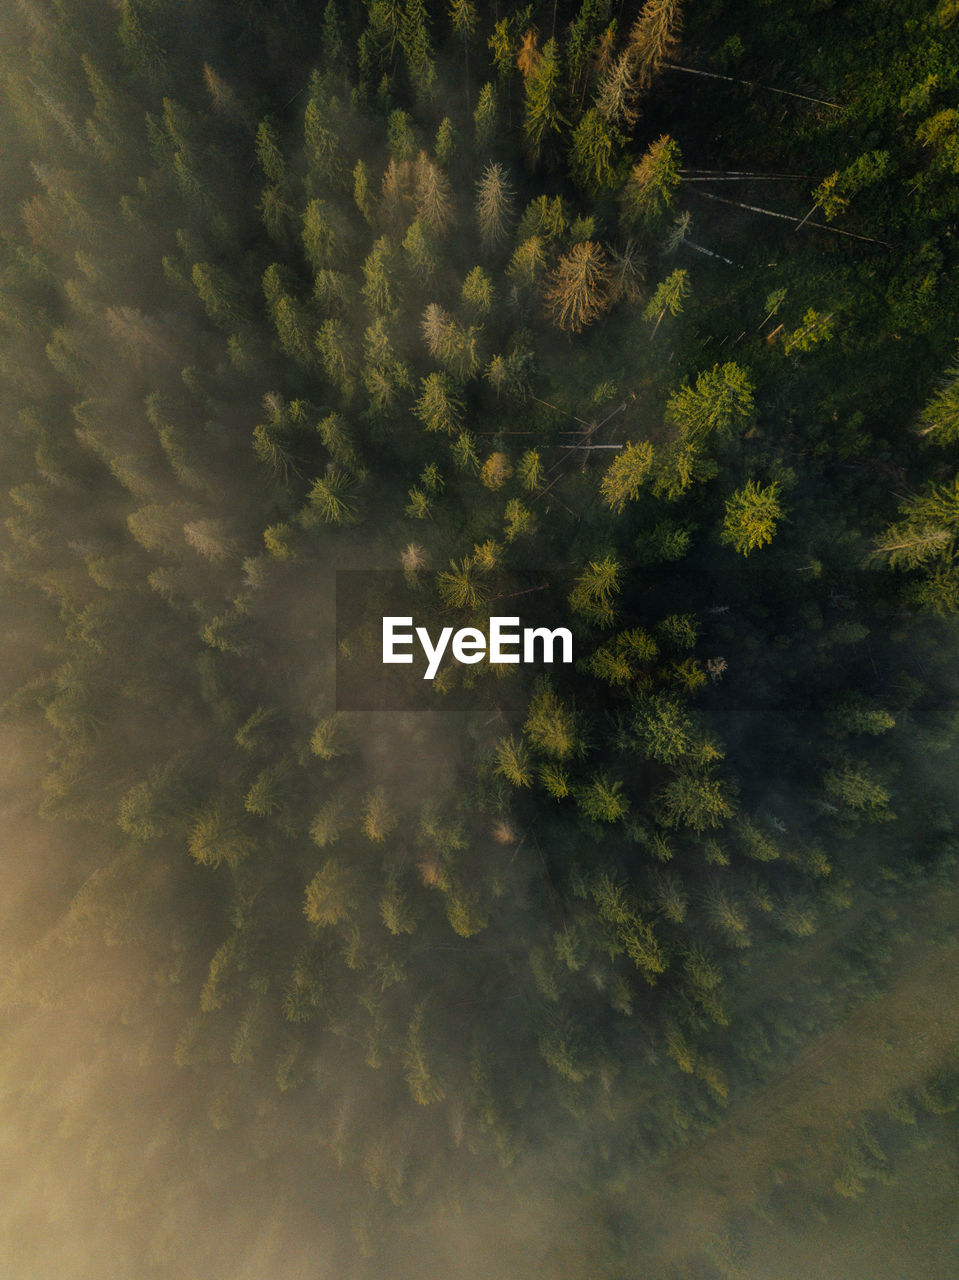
left=2, top=0, right=959, bottom=1276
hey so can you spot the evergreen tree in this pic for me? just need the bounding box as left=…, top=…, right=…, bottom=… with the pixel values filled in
left=643, top=266, right=690, bottom=333
left=720, top=479, right=783, bottom=555
left=595, top=49, right=640, bottom=130
left=474, top=82, right=498, bottom=153
left=414, top=151, right=453, bottom=232
left=304, top=858, right=355, bottom=925
left=665, top=362, right=755, bottom=445
left=600, top=440, right=654, bottom=511
left=545, top=240, right=612, bottom=332
left=304, top=470, right=360, bottom=525
left=353, top=158, right=377, bottom=225
left=629, top=0, right=684, bottom=89
left=400, top=0, right=436, bottom=100
left=475, top=162, right=515, bottom=251
left=361, top=237, right=397, bottom=315
left=623, top=135, right=682, bottom=227
left=523, top=38, right=567, bottom=167
left=461, top=266, right=494, bottom=316
left=434, top=116, right=456, bottom=167
left=569, top=555, right=621, bottom=625
left=569, top=108, right=619, bottom=192
left=414, top=372, right=464, bottom=434
left=917, top=355, right=959, bottom=444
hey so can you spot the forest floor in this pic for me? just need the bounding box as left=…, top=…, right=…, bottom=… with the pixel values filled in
left=644, top=882, right=959, bottom=1272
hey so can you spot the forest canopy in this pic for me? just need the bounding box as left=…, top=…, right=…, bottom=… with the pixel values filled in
left=1, top=1, right=959, bottom=1278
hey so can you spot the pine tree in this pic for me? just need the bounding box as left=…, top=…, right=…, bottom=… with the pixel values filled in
left=304, top=858, right=355, bottom=925
left=363, top=318, right=413, bottom=412
left=400, top=0, right=436, bottom=101
left=600, top=440, right=654, bottom=511
left=316, top=319, right=356, bottom=398
left=567, top=0, right=608, bottom=103
left=591, top=874, right=664, bottom=979
left=660, top=770, right=736, bottom=832
left=259, top=186, right=294, bottom=244
left=203, top=63, right=242, bottom=122
left=569, top=555, right=621, bottom=625
left=414, top=150, right=453, bottom=232
left=720, top=479, right=783, bottom=555
left=126, top=501, right=191, bottom=556
left=461, top=266, right=494, bottom=315
left=421, top=302, right=453, bottom=359
left=449, top=0, right=477, bottom=37
left=449, top=0, right=478, bottom=103
left=506, top=238, right=548, bottom=306
left=705, top=886, right=751, bottom=947
left=525, top=685, right=578, bottom=759
left=634, top=693, right=692, bottom=763
left=304, top=87, right=345, bottom=188
left=623, top=135, right=682, bottom=227
left=363, top=787, right=398, bottom=841
left=437, top=556, right=489, bottom=608
left=629, top=0, right=684, bottom=89
left=517, top=193, right=569, bottom=243
left=414, top=372, right=464, bottom=434
left=263, top=264, right=315, bottom=366
left=517, top=449, right=544, bottom=491
left=494, top=735, right=533, bottom=786
left=310, top=797, right=349, bottom=847
left=192, top=263, right=247, bottom=330
left=184, top=518, right=238, bottom=562
left=244, top=764, right=287, bottom=817
left=380, top=156, right=414, bottom=232
left=475, top=162, right=515, bottom=251
left=504, top=497, right=535, bottom=541
left=380, top=877, right=420, bottom=934
left=608, top=240, right=647, bottom=304
left=301, top=199, right=339, bottom=272
left=474, top=82, right=498, bottom=153
left=434, top=116, right=456, bottom=167
left=596, top=49, right=640, bottom=130
left=188, top=805, right=253, bottom=870
left=403, top=217, right=438, bottom=278
left=81, top=55, right=129, bottom=161
left=304, top=470, right=360, bottom=525
left=361, top=237, right=396, bottom=315
left=445, top=321, right=483, bottom=380
left=917, top=355, right=959, bottom=444
left=523, top=38, right=567, bottom=167
left=480, top=451, right=512, bottom=489
left=545, top=241, right=612, bottom=332
left=823, top=760, right=894, bottom=821
left=665, top=362, right=755, bottom=445
left=118, top=0, right=167, bottom=87
left=451, top=431, right=480, bottom=471
left=643, top=267, right=690, bottom=333
left=252, top=393, right=300, bottom=484
left=353, top=158, right=377, bottom=225
left=404, top=1003, right=447, bottom=1103
left=577, top=773, right=629, bottom=822
left=569, top=108, right=619, bottom=192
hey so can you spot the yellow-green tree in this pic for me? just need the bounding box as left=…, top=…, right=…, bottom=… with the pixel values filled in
left=600, top=440, right=654, bottom=511
left=720, top=479, right=783, bottom=555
